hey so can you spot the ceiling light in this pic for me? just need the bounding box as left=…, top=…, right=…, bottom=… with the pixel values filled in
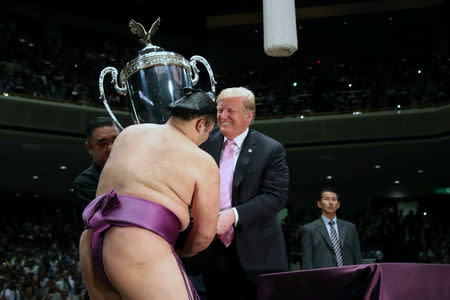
left=60, top=165, right=67, bottom=170
left=32, top=175, right=39, bottom=180
left=326, top=176, right=333, bottom=180
left=417, top=169, right=423, bottom=174
left=375, top=165, right=381, bottom=169
left=394, top=180, right=400, bottom=184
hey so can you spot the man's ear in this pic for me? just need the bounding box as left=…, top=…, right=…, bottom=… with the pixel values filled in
left=317, top=200, right=322, bottom=209
left=85, top=141, right=92, bottom=155
left=246, top=111, right=255, bottom=123
left=195, top=118, right=206, bottom=133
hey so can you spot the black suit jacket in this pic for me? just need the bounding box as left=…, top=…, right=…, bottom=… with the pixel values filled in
left=193, top=127, right=289, bottom=278
left=72, top=162, right=102, bottom=230
left=300, top=217, right=362, bottom=270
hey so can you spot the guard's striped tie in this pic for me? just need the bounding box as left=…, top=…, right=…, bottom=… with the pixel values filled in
left=329, top=220, right=344, bottom=266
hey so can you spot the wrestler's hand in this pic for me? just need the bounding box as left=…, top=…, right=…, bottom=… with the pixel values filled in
left=216, top=208, right=236, bottom=235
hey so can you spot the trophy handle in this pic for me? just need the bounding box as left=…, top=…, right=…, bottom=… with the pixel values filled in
left=99, top=67, right=127, bottom=130
left=189, top=55, right=217, bottom=96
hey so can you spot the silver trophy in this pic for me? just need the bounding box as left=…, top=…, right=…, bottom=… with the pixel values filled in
left=99, top=17, right=217, bottom=129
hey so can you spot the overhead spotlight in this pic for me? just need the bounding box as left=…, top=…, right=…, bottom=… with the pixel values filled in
left=375, top=165, right=381, bottom=169
left=423, top=212, right=427, bottom=216
left=300, top=115, right=304, bottom=119
left=293, top=82, right=298, bottom=87
left=60, top=165, right=67, bottom=170
left=394, top=180, right=400, bottom=184
left=417, top=69, right=422, bottom=74
left=326, top=176, right=333, bottom=180
left=32, top=175, right=39, bottom=180
left=348, top=83, right=352, bottom=88
left=417, top=169, right=423, bottom=174
left=397, top=104, right=401, bottom=109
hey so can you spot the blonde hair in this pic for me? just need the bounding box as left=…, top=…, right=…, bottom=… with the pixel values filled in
left=217, top=87, right=256, bottom=114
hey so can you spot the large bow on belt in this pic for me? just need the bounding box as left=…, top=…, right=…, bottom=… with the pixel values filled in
left=83, top=189, right=121, bottom=286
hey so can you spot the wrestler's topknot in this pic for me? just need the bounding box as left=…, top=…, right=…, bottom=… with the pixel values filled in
left=168, top=88, right=217, bottom=126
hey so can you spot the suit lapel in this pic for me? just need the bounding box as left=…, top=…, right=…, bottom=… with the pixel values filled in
left=210, top=129, right=224, bottom=166
left=316, top=218, right=334, bottom=250
left=232, top=130, right=255, bottom=189
left=337, top=219, right=346, bottom=248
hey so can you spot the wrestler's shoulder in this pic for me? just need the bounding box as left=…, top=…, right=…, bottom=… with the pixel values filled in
left=194, top=148, right=219, bottom=174
left=122, top=123, right=159, bottom=133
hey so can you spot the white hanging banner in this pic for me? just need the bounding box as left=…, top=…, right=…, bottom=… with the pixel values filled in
left=263, top=0, right=298, bottom=57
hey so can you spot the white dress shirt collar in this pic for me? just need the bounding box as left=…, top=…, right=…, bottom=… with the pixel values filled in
left=223, top=127, right=249, bottom=149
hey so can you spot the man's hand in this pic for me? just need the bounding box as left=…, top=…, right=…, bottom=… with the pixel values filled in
left=217, top=208, right=236, bottom=235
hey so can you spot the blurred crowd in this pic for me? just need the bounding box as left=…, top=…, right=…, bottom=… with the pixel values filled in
left=0, top=214, right=84, bottom=300
left=1, top=16, right=449, bottom=119
left=250, top=55, right=450, bottom=118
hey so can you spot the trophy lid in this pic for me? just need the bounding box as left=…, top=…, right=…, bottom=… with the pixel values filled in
left=119, top=18, right=192, bottom=84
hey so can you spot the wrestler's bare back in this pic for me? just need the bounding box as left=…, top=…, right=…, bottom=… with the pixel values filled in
left=79, top=123, right=219, bottom=300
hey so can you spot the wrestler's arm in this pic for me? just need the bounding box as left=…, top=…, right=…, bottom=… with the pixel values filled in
left=178, top=157, right=220, bottom=258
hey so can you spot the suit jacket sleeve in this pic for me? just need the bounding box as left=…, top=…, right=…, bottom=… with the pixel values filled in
left=235, top=141, right=289, bottom=227
left=352, top=223, right=362, bottom=264
left=300, top=225, right=314, bottom=270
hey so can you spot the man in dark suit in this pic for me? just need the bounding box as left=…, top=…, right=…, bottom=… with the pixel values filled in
left=199, top=87, right=289, bottom=300
left=72, top=116, right=121, bottom=231
left=300, top=187, right=362, bottom=269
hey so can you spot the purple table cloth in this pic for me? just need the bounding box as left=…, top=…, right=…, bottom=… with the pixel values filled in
left=257, top=263, right=450, bottom=300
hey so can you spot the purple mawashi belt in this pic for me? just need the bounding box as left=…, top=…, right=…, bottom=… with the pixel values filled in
left=82, top=189, right=199, bottom=300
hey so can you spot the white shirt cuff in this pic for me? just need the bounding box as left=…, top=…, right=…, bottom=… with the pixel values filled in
left=232, top=207, right=239, bottom=226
